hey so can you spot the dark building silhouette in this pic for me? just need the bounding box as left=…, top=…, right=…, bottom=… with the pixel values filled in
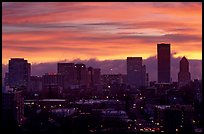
left=154, top=105, right=194, bottom=133
left=102, top=74, right=123, bottom=86
left=2, top=89, right=24, bottom=125
left=93, top=68, right=101, bottom=85
left=42, top=73, right=63, bottom=98
left=8, top=58, right=31, bottom=91
left=75, top=63, right=88, bottom=87
left=127, top=57, right=146, bottom=88
left=178, top=56, right=191, bottom=87
left=157, top=43, right=171, bottom=83
left=88, top=67, right=94, bottom=87
left=88, top=67, right=101, bottom=87
left=30, top=76, right=42, bottom=93
left=3, top=72, right=9, bottom=90
left=57, top=63, right=76, bottom=89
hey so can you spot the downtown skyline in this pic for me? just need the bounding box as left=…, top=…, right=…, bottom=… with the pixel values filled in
left=2, top=3, right=202, bottom=132
left=2, top=2, right=202, bottom=81
left=2, top=2, right=202, bottom=64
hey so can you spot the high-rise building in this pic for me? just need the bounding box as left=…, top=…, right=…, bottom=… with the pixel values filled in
left=42, top=73, right=63, bottom=88
left=157, top=43, right=171, bottom=83
left=8, top=58, right=31, bottom=90
left=30, top=76, right=42, bottom=93
left=2, top=89, right=24, bottom=125
left=42, top=73, right=63, bottom=98
left=178, top=56, right=191, bottom=87
left=87, top=67, right=101, bottom=87
left=127, top=57, right=146, bottom=88
left=87, top=67, right=94, bottom=87
left=75, top=63, right=88, bottom=87
left=93, top=68, right=101, bottom=85
left=57, top=63, right=76, bottom=89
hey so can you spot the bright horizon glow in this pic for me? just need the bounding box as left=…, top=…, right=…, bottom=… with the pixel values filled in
left=2, top=2, right=202, bottom=64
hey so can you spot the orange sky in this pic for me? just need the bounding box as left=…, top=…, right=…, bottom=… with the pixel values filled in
left=2, top=2, right=202, bottom=64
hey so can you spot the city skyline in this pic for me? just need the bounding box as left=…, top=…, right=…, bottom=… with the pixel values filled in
left=2, top=2, right=202, bottom=133
left=2, top=2, right=202, bottom=64
left=2, top=55, right=202, bottom=82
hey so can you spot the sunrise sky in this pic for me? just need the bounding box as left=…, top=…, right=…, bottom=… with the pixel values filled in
left=2, top=2, right=202, bottom=64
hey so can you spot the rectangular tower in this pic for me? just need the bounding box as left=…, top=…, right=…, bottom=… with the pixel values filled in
left=157, top=43, right=171, bottom=83
left=127, top=57, right=146, bottom=88
left=8, top=58, right=31, bottom=90
left=57, top=63, right=76, bottom=89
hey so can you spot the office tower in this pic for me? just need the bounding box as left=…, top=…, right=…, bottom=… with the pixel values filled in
left=57, top=63, right=76, bottom=89
left=42, top=73, right=63, bottom=88
left=42, top=73, right=63, bottom=98
left=2, top=89, right=24, bottom=125
left=88, top=67, right=94, bottom=87
left=127, top=57, right=146, bottom=88
left=75, top=63, right=88, bottom=87
left=178, top=56, right=191, bottom=87
left=93, top=68, right=101, bottom=85
left=8, top=58, right=31, bottom=90
left=88, top=67, right=101, bottom=87
left=30, top=76, right=42, bottom=93
left=157, top=43, right=171, bottom=83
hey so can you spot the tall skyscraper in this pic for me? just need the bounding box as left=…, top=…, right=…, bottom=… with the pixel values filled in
left=75, top=63, right=88, bottom=87
left=8, top=58, right=31, bottom=90
left=157, top=43, right=171, bottom=83
left=87, top=67, right=101, bottom=87
left=178, top=56, right=191, bottom=87
left=127, top=57, right=146, bottom=88
left=57, top=63, right=76, bottom=89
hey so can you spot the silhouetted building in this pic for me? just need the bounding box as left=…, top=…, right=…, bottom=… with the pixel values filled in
left=127, top=57, right=146, bottom=88
left=146, top=73, right=149, bottom=87
left=42, top=73, right=63, bottom=88
left=178, top=56, right=191, bottom=87
left=75, top=63, right=88, bottom=87
left=8, top=58, right=31, bottom=91
left=142, top=65, right=147, bottom=86
left=88, top=67, right=101, bottom=87
left=157, top=43, right=171, bottom=83
left=88, top=67, right=94, bottom=87
left=57, top=63, right=76, bottom=89
left=102, top=74, right=123, bottom=86
left=2, top=89, right=24, bottom=125
left=93, top=68, right=101, bottom=85
left=42, top=73, right=63, bottom=98
left=30, top=76, right=42, bottom=93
